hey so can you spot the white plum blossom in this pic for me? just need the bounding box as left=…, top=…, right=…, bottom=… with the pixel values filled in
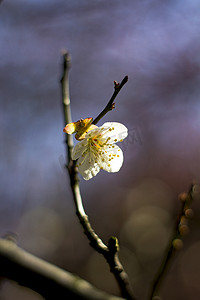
left=72, top=122, right=128, bottom=180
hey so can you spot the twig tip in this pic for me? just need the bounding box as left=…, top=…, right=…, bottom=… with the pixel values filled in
left=123, top=75, right=128, bottom=83
left=62, top=50, right=71, bottom=68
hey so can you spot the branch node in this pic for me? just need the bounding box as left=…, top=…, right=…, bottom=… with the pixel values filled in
left=108, top=236, right=119, bottom=253
left=111, top=103, right=115, bottom=110
left=114, top=80, right=120, bottom=89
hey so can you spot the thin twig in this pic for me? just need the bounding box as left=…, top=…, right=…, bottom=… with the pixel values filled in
left=149, top=184, right=195, bottom=300
left=61, top=51, right=136, bottom=300
left=93, top=76, right=128, bottom=125
left=0, top=237, right=125, bottom=300
left=61, top=51, right=73, bottom=162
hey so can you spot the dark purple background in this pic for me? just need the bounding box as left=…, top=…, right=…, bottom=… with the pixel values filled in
left=1, top=1, right=200, bottom=299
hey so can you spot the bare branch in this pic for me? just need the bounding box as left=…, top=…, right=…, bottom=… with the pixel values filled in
left=92, top=76, right=128, bottom=125
left=0, top=237, right=125, bottom=300
left=61, top=51, right=73, bottom=162
left=149, top=184, right=195, bottom=300
left=61, top=51, right=136, bottom=300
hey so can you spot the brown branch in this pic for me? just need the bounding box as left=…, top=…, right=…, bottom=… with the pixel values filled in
left=149, top=184, right=195, bottom=300
left=61, top=51, right=136, bottom=300
left=0, top=237, right=125, bottom=300
left=92, top=76, right=128, bottom=125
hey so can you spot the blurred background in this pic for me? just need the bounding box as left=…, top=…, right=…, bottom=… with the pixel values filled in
left=1, top=0, right=200, bottom=299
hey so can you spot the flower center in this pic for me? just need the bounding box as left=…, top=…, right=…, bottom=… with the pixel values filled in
left=90, top=137, right=102, bottom=149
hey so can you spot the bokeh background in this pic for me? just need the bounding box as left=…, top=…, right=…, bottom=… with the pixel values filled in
left=1, top=1, right=200, bottom=299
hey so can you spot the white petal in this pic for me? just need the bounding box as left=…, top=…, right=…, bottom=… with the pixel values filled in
left=77, top=150, right=100, bottom=180
left=98, top=144, right=124, bottom=173
left=100, top=122, right=128, bottom=144
left=72, top=139, right=88, bottom=160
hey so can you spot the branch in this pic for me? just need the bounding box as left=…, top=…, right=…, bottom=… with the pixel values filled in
left=92, top=76, right=128, bottom=125
left=149, top=184, right=195, bottom=300
left=61, top=51, right=73, bottom=162
left=0, top=237, right=125, bottom=300
left=61, top=51, right=136, bottom=300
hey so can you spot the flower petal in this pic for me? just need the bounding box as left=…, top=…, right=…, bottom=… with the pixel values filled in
left=72, top=121, right=127, bottom=180
left=63, top=122, right=76, bottom=134
left=100, top=122, right=128, bottom=144
left=98, top=144, right=124, bottom=173
left=72, top=139, right=88, bottom=160
left=77, top=151, right=100, bottom=180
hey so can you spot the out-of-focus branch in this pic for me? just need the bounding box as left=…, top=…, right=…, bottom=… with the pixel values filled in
left=61, top=51, right=136, bottom=300
left=149, top=184, right=195, bottom=300
left=61, top=51, right=73, bottom=162
left=0, top=237, right=125, bottom=300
